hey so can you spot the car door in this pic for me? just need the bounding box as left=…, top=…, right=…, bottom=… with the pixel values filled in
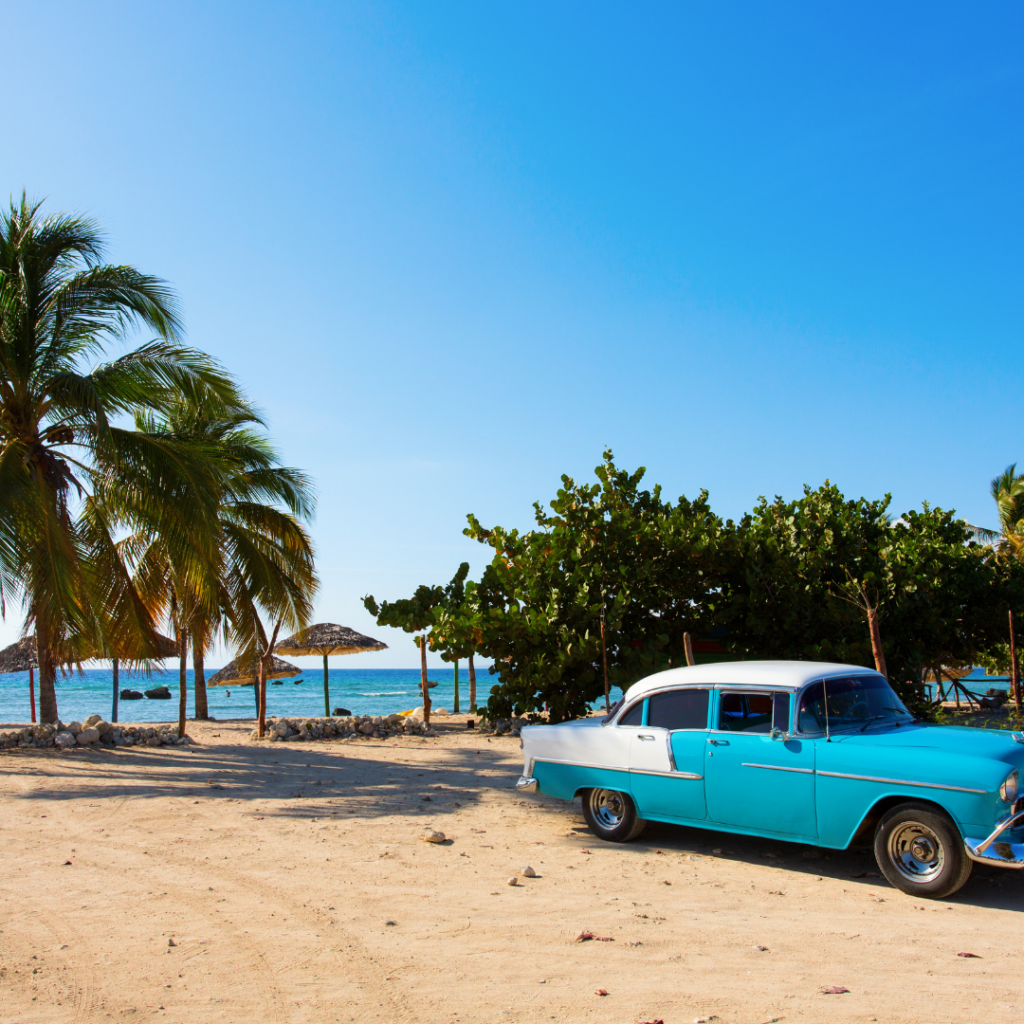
left=703, top=689, right=817, bottom=839
left=629, top=687, right=709, bottom=821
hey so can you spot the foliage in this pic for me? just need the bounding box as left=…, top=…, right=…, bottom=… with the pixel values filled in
left=0, top=194, right=243, bottom=721
left=365, top=453, right=1024, bottom=722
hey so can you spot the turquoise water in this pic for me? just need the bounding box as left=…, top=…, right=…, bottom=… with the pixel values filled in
left=0, top=667, right=485, bottom=725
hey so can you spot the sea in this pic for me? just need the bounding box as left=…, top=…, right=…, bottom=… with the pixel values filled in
left=0, top=666, right=483, bottom=725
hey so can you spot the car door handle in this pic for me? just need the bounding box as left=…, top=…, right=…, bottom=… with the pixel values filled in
left=708, top=738, right=729, bottom=746
left=638, top=734, right=656, bottom=741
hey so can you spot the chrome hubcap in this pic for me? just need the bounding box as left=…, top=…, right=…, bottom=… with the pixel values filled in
left=589, top=789, right=626, bottom=830
left=888, top=821, right=944, bottom=883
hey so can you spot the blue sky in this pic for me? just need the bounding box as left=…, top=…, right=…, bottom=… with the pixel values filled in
left=2, top=2, right=1022, bottom=667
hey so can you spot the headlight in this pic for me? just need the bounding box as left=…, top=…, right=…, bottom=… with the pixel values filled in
left=1000, top=770, right=1019, bottom=803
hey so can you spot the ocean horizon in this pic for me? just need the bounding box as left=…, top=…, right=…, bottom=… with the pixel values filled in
left=0, top=666, right=491, bottom=725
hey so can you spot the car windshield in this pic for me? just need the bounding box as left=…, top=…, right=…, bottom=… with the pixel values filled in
left=798, top=675, right=914, bottom=733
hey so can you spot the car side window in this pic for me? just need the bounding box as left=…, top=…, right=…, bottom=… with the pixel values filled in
left=618, top=700, right=644, bottom=726
left=647, top=688, right=709, bottom=730
left=718, top=692, right=774, bottom=733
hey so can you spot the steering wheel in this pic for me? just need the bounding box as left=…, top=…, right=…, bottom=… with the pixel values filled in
left=839, top=700, right=869, bottom=721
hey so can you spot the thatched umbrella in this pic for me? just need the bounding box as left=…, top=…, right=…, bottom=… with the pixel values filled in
left=208, top=654, right=301, bottom=716
left=0, top=636, right=38, bottom=724
left=276, top=623, right=388, bottom=717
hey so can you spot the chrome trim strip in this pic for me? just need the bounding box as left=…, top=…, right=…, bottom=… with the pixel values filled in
left=666, top=732, right=677, bottom=771
left=629, top=767, right=703, bottom=780
left=816, top=769, right=987, bottom=794
left=741, top=762, right=814, bottom=774
left=534, top=756, right=626, bottom=772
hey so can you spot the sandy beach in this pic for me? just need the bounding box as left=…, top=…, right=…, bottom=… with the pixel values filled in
left=1, top=718, right=1022, bottom=1024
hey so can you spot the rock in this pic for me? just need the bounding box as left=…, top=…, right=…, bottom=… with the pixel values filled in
left=359, top=722, right=374, bottom=735
left=383, top=920, right=396, bottom=926
left=421, top=830, right=446, bottom=844
left=146, top=736, right=161, bottom=747
left=521, top=866, right=537, bottom=878
left=66, top=721, right=83, bottom=735
left=76, top=727, right=100, bottom=745
left=333, top=707, right=352, bottom=716
left=120, top=689, right=143, bottom=700
left=84, top=714, right=103, bottom=728
left=144, top=686, right=172, bottom=699
left=95, top=720, right=113, bottom=736
left=507, top=876, right=519, bottom=886
left=55, top=732, right=77, bottom=749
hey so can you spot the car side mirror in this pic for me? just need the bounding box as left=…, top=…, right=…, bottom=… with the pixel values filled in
left=770, top=728, right=787, bottom=741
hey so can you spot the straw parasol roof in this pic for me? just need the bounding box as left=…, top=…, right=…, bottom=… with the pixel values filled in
left=275, top=623, right=387, bottom=657
left=0, top=636, right=37, bottom=673
left=206, top=655, right=301, bottom=687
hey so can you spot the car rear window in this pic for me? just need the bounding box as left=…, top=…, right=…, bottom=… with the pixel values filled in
left=718, top=692, right=775, bottom=733
left=648, top=688, right=709, bottom=730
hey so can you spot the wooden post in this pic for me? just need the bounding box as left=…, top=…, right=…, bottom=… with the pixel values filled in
left=453, top=659, right=460, bottom=715
left=111, top=658, right=119, bottom=724
left=468, top=652, right=476, bottom=713
left=600, top=606, right=610, bottom=713
left=683, top=632, right=695, bottom=667
left=419, top=635, right=431, bottom=726
left=177, top=625, right=188, bottom=739
left=323, top=653, right=330, bottom=717
left=1011, top=610, right=1021, bottom=714
left=29, top=664, right=36, bottom=723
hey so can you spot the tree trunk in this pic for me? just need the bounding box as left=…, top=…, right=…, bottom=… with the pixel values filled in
left=193, top=628, right=209, bottom=720
left=35, top=620, right=58, bottom=724
left=258, top=622, right=282, bottom=739
left=177, top=623, right=188, bottom=738
left=468, top=652, right=476, bottom=713
left=1011, top=610, right=1020, bottom=714
left=866, top=606, right=888, bottom=678
left=111, top=658, right=119, bottom=724
left=683, top=632, right=695, bottom=667
left=419, top=635, right=431, bottom=726
left=600, top=609, right=610, bottom=713
left=453, top=659, right=460, bottom=715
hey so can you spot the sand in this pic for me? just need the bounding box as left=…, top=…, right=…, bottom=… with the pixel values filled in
left=0, top=716, right=1021, bottom=1024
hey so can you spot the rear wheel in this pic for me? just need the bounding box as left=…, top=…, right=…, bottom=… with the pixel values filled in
left=581, top=788, right=646, bottom=842
left=873, top=802, right=972, bottom=898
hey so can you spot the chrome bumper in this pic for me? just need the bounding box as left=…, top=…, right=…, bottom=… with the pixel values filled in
left=965, top=808, right=1024, bottom=868
left=516, top=775, right=538, bottom=793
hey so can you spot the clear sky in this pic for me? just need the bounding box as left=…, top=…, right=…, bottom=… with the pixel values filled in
left=2, top=2, right=1022, bottom=668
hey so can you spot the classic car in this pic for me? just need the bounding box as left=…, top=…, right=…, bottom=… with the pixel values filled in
left=517, top=661, right=1024, bottom=898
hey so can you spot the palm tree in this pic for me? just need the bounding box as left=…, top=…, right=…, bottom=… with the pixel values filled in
left=125, top=389, right=318, bottom=735
left=973, top=465, right=1024, bottom=561
left=0, top=194, right=242, bottom=721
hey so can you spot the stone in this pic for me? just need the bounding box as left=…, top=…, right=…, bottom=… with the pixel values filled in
left=359, top=722, right=374, bottom=735
left=507, top=876, right=519, bottom=886
left=76, top=727, right=100, bottom=745
left=66, top=722, right=83, bottom=735
left=55, top=732, right=77, bottom=749
left=146, top=737, right=161, bottom=747
left=421, top=830, right=446, bottom=844
left=95, top=720, right=113, bottom=736
left=521, top=866, right=537, bottom=878
left=84, top=714, right=103, bottom=728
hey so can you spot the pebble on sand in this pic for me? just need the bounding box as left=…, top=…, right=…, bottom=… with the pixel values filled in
left=521, top=865, right=537, bottom=877
left=507, top=876, right=519, bottom=886
left=421, top=830, right=446, bottom=844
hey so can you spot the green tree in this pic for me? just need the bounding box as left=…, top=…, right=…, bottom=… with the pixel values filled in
left=125, top=388, right=318, bottom=736
left=0, top=194, right=240, bottom=721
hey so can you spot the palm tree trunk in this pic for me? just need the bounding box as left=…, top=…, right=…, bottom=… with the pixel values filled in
left=29, top=665, right=36, bottom=724
left=258, top=621, right=282, bottom=738
left=468, top=652, right=476, bottom=713
left=36, top=620, right=59, bottom=724
left=193, top=629, right=209, bottom=720
left=866, top=606, right=888, bottom=678
left=419, top=635, right=431, bottom=726
left=177, top=621, right=188, bottom=738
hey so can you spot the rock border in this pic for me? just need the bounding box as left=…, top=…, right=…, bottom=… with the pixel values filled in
left=0, top=713, right=192, bottom=751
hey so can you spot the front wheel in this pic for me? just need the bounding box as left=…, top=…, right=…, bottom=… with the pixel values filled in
left=581, top=788, right=646, bottom=842
left=873, top=802, right=972, bottom=898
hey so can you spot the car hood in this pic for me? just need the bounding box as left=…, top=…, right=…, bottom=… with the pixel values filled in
left=828, top=722, right=1024, bottom=762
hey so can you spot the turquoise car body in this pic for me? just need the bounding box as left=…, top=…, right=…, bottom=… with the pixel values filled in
left=518, top=661, right=1024, bottom=867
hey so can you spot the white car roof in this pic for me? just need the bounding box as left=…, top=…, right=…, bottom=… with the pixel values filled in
left=621, top=660, right=881, bottom=704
